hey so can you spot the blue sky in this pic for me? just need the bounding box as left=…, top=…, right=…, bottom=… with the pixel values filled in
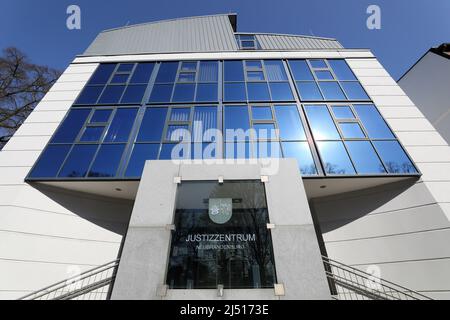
left=1, top=0, right=449, bottom=80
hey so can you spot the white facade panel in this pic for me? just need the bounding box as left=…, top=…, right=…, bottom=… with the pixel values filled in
left=321, top=204, right=449, bottom=242
left=34, top=100, right=74, bottom=112
left=417, top=163, right=450, bottom=181
left=50, top=81, right=87, bottom=92
left=0, top=150, right=41, bottom=167
left=377, top=107, right=425, bottom=119
left=386, top=118, right=436, bottom=131
left=24, top=111, right=67, bottom=124
left=2, top=136, right=51, bottom=151
left=0, top=230, right=121, bottom=265
left=405, top=146, right=450, bottom=163
left=0, top=167, right=30, bottom=185
left=326, top=228, right=450, bottom=265
left=13, top=122, right=59, bottom=137
left=371, top=95, right=415, bottom=106
left=396, top=131, right=448, bottom=146
left=357, top=76, right=397, bottom=86
left=364, top=85, right=406, bottom=96
left=0, top=206, right=124, bottom=243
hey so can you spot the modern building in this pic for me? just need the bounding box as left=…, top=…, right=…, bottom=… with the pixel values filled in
left=1, top=14, right=450, bottom=300
left=399, top=43, right=450, bottom=144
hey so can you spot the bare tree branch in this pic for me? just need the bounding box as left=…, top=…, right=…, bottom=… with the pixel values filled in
left=0, top=47, right=61, bottom=149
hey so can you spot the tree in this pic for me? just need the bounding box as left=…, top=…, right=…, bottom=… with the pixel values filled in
left=0, top=47, right=61, bottom=149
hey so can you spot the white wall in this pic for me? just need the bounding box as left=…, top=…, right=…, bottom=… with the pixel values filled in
left=347, top=58, right=450, bottom=222
left=399, top=52, right=450, bottom=144
left=311, top=57, right=450, bottom=299
left=1, top=50, right=450, bottom=299
left=0, top=63, right=133, bottom=299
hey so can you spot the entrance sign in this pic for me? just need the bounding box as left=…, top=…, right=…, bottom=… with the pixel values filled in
left=166, top=180, right=277, bottom=289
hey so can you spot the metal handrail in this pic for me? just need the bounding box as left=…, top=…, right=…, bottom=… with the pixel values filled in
left=19, top=259, right=119, bottom=300
left=322, top=255, right=432, bottom=300
left=19, top=255, right=433, bottom=300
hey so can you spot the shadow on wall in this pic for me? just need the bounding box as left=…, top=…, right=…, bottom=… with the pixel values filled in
left=310, top=178, right=421, bottom=233
left=28, top=182, right=134, bottom=236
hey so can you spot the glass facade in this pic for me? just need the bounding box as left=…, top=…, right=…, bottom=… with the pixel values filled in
left=28, top=59, right=419, bottom=180
left=166, top=180, right=277, bottom=289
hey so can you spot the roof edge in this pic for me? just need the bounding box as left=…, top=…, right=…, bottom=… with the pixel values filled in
left=238, top=31, right=338, bottom=42
left=100, top=13, right=237, bottom=34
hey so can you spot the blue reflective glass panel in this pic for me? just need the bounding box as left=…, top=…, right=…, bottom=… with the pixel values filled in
left=251, top=106, right=272, bottom=120
left=247, top=71, right=265, bottom=81
left=373, top=141, right=417, bottom=174
left=331, top=106, right=354, bottom=119
left=225, top=142, right=251, bottom=159
left=224, top=106, right=250, bottom=139
left=104, top=108, right=138, bottom=142
left=156, top=62, right=178, bottom=82
left=172, top=84, right=195, bottom=102
left=328, top=60, right=357, bottom=80
left=178, top=73, right=196, bottom=82
left=88, top=144, right=125, bottom=177
left=166, top=125, right=189, bottom=141
left=354, top=105, right=394, bottom=139
left=247, top=82, right=270, bottom=101
left=180, top=62, right=197, bottom=71
left=79, top=126, right=104, bottom=142
left=239, top=35, right=256, bottom=41
left=51, top=109, right=91, bottom=143
left=137, top=108, right=168, bottom=141
left=305, top=105, right=340, bottom=140
left=125, top=144, right=160, bottom=177
left=88, top=64, right=116, bottom=85
left=117, top=63, right=134, bottom=72
left=318, top=82, right=346, bottom=100
left=196, top=83, right=218, bottom=102
left=90, top=109, right=112, bottom=123
left=193, top=107, right=217, bottom=142
left=159, top=143, right=190, bottom=159
left=191, top=143, right=217, bottom=159
left=309, top=59, right=327, bottom=68
left=58, top=144, right=98, bottom=178
left=257, top=141, right=281, bottom=158
left=296, top=82, right=323, bottom=100
left=98, top=85, right=126, bottom=104
left=110, top=74, right=129, bottom=84
left=264, top=60, right=288, bottom=81
left=274, top=105, right=306, bottom=140
left=224, top=82, right=246, bottom=101
left=120, top=85, right=146, bottom=104
left=198, top=61, right=218, bottom=82
left=130, top=63, right=154, bottom=83
left=345, top=141, right=386, bottom=174
left=29, top=145, right=71, bottom=178
left=289, top=60, right=314, bottom=80
left=281, top=142, right=317, bottom=175
left=242, top=41, right=255, bottom=48
left=317, top=141, right=356, bottom=175
left=245, top=60, right=262, bottom=69
left=224, top=61, right=245, bottom=81
left=339, top=122, right=366, bottom=139
left=75, top=86, right=103, bottom=104
left=170, top=108, right=191, bottom=121
left=315, top=70, right=334, bottom=80
left=253, top=123, right=276, bottom=140
left=149, top=84, right=173, bottom=103
left=269, top=82, right=294, bottom=101
left=341, top=82, right=369, bottom=100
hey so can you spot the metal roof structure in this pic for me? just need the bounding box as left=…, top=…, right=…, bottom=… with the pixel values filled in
left=82, top=14, right=343, bottom=56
